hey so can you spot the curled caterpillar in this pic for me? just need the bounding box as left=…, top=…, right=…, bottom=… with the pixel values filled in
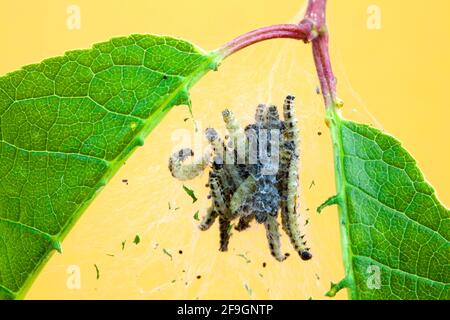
left=169, top=95, right=312, bottom=262
left=169, top=148, right=210, bottom=181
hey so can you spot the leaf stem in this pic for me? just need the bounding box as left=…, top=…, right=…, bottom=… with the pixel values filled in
left=216, top=24, right=311, bottom=59
left=216, top=0, right=337, bottom=109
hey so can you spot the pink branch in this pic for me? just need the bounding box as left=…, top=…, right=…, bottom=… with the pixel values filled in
left=216, top=24, right=311, bottom=59
left=216, top=0, right=337, bottom=108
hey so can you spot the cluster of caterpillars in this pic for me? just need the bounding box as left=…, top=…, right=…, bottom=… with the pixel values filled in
left=169, top=95, right=311, bottom=261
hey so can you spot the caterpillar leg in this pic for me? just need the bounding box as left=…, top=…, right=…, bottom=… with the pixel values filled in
left=168, top=148, right=210, bottom=181
left=199, top=206, right=218, bottom=231
left=234, top=214, right=255, bottom=232
left=219, top=216, right=231, bottom=252
left=230, top=175, right=257, bottom=216
left=264, top=215, right=287, bottom=262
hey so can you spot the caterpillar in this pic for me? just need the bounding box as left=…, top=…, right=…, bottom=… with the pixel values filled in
left=255, top=104, right=267, bottom=124
left=285, top=158, right=311, bottom=260
left=279, top=95, right=312, bottom=261
left=266, top=105, right=283, bottom=130
left=210, top=172, right=235, bottom=251
left=219, top=216, right=231, bottom=252
left=282, top=95, right=299, bottom=157
left=198, top=206, right=218, bottom=231
left=205, top=127, right=243, bottom=187
left=234, top=214, right=255, bottom=232
left=205, top=128, right=225, bottom=164
left=209, top=172, right=229, bottom=218
left=230, top=175, right=257, bottom=216
left=199, top=172, right=220, bottom=231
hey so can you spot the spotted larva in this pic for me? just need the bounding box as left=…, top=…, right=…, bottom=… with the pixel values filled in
left=168, top=148, right=210, bottom=181
left=234, top=214, right=255, bottom=232
left=255, top=104, right=267, bottom=124
left=218, top=216, right=231, bottom=252
left=282, top=95, right=299, bottom=157
left=266, top=105, right=283, bottom=130
left=279, top=143, right=294, bottom=237
left=205, top=128, right=225, bottom=163
left=285, top=158, right=311, bottom=260
left=222, top=109, right=247, bottom=164
left=169, top=95, right=312, bottom=261
left=279, top=95, right=311, bottom=260
left=206, top=127, right=243, bottom=187
left=198, top=206, right=218, bottom=231
left=209, top=172, right=229, bottom=218
left=230, top=175, right=257, bottom=216
left=264, top=215, right=287, bottom=262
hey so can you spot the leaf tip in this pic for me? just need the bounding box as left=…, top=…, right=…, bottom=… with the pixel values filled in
left=317, top=194, right=341, bottom=214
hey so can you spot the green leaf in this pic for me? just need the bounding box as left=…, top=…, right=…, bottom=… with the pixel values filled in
left=133, top=235, right=140, bottom=245
left=0, top=34, right=220, bottom=299
left=323, top=109, right=450, bottom=300
left=182, top=185, right=198, bottom=203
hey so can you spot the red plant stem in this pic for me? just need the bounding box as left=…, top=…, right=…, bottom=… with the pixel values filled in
left=216, top=0, right=337, bottom=109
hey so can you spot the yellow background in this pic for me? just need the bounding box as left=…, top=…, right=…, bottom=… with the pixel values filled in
left=0, top=0, right=449, bottom=300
